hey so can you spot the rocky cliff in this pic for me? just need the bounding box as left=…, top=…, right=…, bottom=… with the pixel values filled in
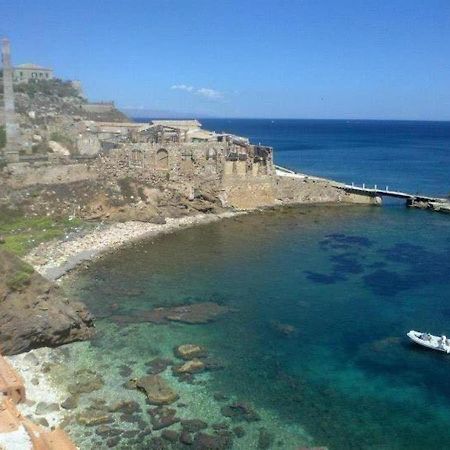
left=0, top=249, right=94, bottom=355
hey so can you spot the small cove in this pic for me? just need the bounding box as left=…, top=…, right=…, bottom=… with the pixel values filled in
left=61, top=204, right=450, bottom=449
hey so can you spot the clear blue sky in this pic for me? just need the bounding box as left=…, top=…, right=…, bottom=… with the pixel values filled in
left=2, top=0, right=450, bottom=119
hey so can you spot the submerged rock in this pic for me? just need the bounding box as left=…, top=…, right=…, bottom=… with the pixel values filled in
left=146, top=357, right=173, bottom=374
left=112, top=302, right=229, bottom=325
left=192, top=432, right=233, bottom=449
left=0, top=249, right=95, bottom=355
left=136, top=375, right=179, bottom=405
left=151, top=414, right=180, bottom=430
left=221, top=402, right=261, bottom=422
left=180, top=430, right=194, bottom=445
left=269, top=320, right=298, bottom=337
left=175, top=344, right=207, bottom=360
left=181, top=419, right=208, bottom=433
left=258, top=427, right=275, bottom=449
left=213, top=392, right=229, bottom=402
left=232, top=426, right=246, bottom=438
left=108, top=400, right=141, bottom=414
left=161, top=429, right=178, bottom=442
left=173, top=358, right=205, bottom=375
left=149, top=406, right=180, bottom=430
left=61, top=395, right=79, bottom=410
left=35, top=401, right=60, bottom=415
left=68, top=369, right=104, bottom=394
left=76, top=412, right=113, bottom=426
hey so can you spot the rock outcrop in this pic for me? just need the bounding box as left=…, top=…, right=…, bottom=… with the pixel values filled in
left=0, top=249, right=94, bottom=355
left=175, top=344, right=207, bottom=360
left=135, top=375, right=179, bottom=405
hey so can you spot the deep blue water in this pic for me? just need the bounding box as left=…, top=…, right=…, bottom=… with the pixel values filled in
left=69, top=119, right=449, bottom=449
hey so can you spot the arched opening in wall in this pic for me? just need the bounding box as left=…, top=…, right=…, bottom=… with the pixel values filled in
left=156, top=148, right=169, bottom=170
left=130, top=148, right=144, bottom=167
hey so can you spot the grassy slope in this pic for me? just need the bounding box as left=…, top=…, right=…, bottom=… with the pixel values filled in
left=0, top=215, right=86, bottom=256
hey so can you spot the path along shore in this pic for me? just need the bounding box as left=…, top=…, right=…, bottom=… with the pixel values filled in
left=25, top=211, right=241, bottom=281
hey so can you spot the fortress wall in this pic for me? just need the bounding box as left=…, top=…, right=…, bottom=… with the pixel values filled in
left=222, top=175, right=277, bottom=209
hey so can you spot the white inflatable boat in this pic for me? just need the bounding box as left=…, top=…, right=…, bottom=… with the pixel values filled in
left=407, top=330, right=450, bottom=354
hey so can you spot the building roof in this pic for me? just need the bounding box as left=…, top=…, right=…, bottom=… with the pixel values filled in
left=15, top=63, right=52, bottom=71
left=151, top=120, right=201, bottom=131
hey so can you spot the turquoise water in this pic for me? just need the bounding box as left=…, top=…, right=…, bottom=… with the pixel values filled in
left=65, top=120, right=450, bottom=449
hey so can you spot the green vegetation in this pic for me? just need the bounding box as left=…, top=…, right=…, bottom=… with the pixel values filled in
left=50, top=131, right=74, bottom=149
left=0, top=215, right=84, bottom=255
left=15, top=78, right=80, bottom=98
left=5, top=261, right=34, bottom=291
left=0, top=126, right=6, bottom=149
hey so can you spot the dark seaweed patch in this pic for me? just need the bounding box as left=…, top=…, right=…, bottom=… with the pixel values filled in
left=378, top=243, right=431, bottom=264
left=363, top=269, right=411, bottom=296
left=330, top=253, right=365, bottom=275
left=304, top=271, right=346, bottom=284
left=325, top=233, right=373, bottom=247
left=367, top=261, right=387, bottom=269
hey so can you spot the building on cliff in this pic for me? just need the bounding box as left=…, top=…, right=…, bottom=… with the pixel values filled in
left=13, top=63, right=54, bottom=83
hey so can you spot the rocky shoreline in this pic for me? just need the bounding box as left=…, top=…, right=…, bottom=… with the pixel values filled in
left=25, top=212, right=241, bottom=281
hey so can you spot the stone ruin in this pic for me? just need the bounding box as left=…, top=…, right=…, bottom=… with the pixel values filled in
left=1, top=38, right=378, bottom=210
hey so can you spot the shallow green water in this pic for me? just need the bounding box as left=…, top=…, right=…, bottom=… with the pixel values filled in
left=66, top=205, right=450, bottom=449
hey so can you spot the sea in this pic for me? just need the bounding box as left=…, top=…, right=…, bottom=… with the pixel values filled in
left=62, top=119, right=450, bottom=449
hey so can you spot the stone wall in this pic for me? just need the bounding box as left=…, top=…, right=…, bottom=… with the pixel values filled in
left=222, top=175, right=277, bottom=209
left=275, top=175, right=380, bottom=205
left=3, top=161, right=96, bottom=188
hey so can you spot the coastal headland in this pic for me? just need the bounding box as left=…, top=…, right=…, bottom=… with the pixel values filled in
left=1, top=38, right=448, bottom=449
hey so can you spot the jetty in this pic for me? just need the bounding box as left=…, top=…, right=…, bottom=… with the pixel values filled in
left=275, top=165, right=450, bottom=213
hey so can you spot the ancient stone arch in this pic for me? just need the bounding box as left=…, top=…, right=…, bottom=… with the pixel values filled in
left=156, top=148, right=169, bottom=170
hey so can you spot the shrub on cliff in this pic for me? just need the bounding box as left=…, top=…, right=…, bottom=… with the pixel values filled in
left=15, top=78, right=80, bottom=99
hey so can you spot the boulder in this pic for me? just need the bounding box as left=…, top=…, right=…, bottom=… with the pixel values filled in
left=181, top=419, right=208, bottom=433
left=61, top=395, right=79, bottom=410
left=108, top=400, right=141, bottom=414
left=221, top=402, right=261, bottom=422
left=35, top=402, right=60, bottom=415
left=180, top=431, right=194, bottom=445
left=0, top=250, right=95, bottom=355
left=77, top=413, right=113, bottom=426
left=48, top=140, right=71, bottom=156
left=175, top=344, right=207, bottom=360
left=145, top=357, right=173, bottom=374
left=174, top=358, right=205, bottom=375
left=192, top=432, right=233, bottom=449
left=136, top=375, right=179, bottom=405
left=161, top=430, right=179, bottom=442
left=68, top=369, right=104, bottom=394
